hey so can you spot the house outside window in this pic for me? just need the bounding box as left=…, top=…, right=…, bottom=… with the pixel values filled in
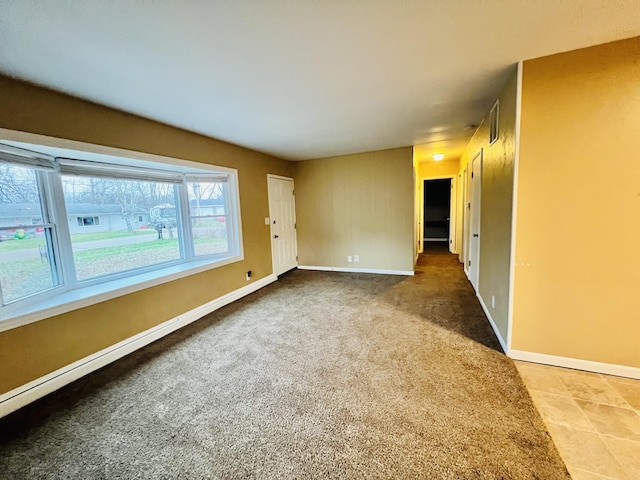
left=0, top=141, right=243, bottom=319
left=77, top=216, right=100, bottom=227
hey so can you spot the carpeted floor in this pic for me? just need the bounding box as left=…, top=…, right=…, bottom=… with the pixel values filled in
left=0, top=252, right=570, bottom=479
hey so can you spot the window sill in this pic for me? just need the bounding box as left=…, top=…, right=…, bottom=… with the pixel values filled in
left=0, top=255, right=243, bottom=333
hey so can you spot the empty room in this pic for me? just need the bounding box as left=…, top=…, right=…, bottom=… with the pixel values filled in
left=1, top=2, right=639, bottom=479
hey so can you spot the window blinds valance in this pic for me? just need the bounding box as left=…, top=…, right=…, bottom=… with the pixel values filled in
left=0, top=143, right=56, bottom=170
left=184, top=174, right=229, bottom=183
left=57, top=158, right=186, bottom=184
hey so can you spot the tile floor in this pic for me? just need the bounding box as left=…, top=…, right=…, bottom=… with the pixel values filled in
left=514, top=361, right=640, bottom=480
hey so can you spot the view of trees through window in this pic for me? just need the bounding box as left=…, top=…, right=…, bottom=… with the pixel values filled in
left=0, top=164, right=58, bottom=303
left=62, top=175, right=183, bottom=281
left=0, top=159, right=233, bottom=306
left=187, top=180, right=229, bottom=257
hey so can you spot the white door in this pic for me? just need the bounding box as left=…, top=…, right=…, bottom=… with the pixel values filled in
left=467, top=151, right=482, bottom=290
left=462, top=168, right=469, bottom=268
left=448, top=177, right=457, bottom=253
left=268, top=175, right=297, bottom=275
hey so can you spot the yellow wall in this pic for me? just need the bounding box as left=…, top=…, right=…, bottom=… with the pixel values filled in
left=418, top=158, right=459, bottom=178
left=459, top=69, right=518, bottom=343
left=511, top=37, right=640, bottom=367
left=0, top=76, right=293, bottom=393
left=294, top=147, right=414, bottom=272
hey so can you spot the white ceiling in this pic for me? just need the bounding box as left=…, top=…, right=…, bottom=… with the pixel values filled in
left=1, top=1, right=639, bottom=161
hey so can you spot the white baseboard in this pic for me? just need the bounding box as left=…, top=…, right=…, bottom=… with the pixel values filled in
left=477, top=293, right=508, bottom=353
left=297, top=265, right=414, bottom=276
left=509, top=349, right=640, bottom=380
left=0, top=274, right=277, bottom=418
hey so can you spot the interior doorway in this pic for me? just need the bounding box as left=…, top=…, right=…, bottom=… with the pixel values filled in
left=423, top=178, right=452, bottom=253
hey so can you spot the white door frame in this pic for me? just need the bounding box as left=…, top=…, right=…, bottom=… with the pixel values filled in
left=466, top=150, right=483, bottom=290
left=267, top=174, right=298, bottom=276
left=421, top=175, right=458, bottom=253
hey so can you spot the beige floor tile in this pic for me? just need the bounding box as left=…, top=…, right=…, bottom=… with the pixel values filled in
left=566, top=466, right=618, bottom=480
left=558, top=372, right=630, bottom=408
left=530, top=391, right=595, bottom=431
left=576, top=401, right=640, bottom=442
left=602, top=436, right=640, bottom=478
left=545, top=423, right=629, bottom=479
left=516, top=362, right=570, bottom=395
left=603, top=375, right=640, bottom=387
left=606, top=379, right=640, bottom=411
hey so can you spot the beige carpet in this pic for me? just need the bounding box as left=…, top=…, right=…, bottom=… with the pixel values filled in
left=0, top=252, right=570, bottom=479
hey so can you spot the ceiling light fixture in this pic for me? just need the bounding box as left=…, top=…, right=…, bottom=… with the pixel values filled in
left=433, top=153, right=445, bottom=161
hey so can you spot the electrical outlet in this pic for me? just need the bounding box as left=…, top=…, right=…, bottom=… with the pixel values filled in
left=347, top=256, right=353, bottom=263
left=491, top=295, right=495, bottom=308
left=246, top=270, right=252, bottom=281
left=354, top=255, right=360, bottom=263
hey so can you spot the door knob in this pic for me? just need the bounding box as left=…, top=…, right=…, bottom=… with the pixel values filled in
left=473, top=234, right=479, bottom=237
left=274, top=235, right=279, bottom=238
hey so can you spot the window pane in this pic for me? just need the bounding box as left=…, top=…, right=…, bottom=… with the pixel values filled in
left=0, top=227, right=58, bottom=304
left=0, top=165, right=57, bottom=304
left=191, top=217, right=229, bottom=256
left=188, top=181, right=229, bottom=256
left=62, top=175, right=182, bottom=281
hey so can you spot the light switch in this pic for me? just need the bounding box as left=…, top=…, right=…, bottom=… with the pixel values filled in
left=265, top=217, right=270, bottom=225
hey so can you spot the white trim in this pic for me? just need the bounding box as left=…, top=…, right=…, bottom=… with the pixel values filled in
left=489, top=99, right=500, bottom=146
left=509, top=350, right=640, bottom=380
left=266, top=173, right=295, bottom=182
left=477, top=293, right=507, bottom=353
left=421, top=174, right=456, bottom=181
left=507, top=61, right=524, bottom=352
left=298, top=265, right=414, bottom=276
left=0, top=274, right=277, bottom=418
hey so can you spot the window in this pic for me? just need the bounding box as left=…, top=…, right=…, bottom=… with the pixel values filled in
left=63, top=174, right=182, bottom=282
left=0, top=163, right=60, bottom=305
left=187, top=178, right=232, bottom=257
left=0, top=141, right=242, bottom=318
left=489, top=100, right=499, bottom=145
left=77, top=216, right=100, bottom=227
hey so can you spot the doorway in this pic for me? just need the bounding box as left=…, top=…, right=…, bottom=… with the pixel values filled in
left=423, top=178, right=452, bottom=253
left=268, top=175, right=298, bottom=276
left=466, top=150, right=482, bottom=291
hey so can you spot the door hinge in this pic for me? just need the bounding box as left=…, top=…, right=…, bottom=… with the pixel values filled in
left=471, top=172, right=474, bottom=178
left=468, top=260, right=471, bottom=266
left=294, top=223, right=296, bottom=229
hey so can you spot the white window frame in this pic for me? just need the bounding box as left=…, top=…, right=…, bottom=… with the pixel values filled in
left=0, top=130, right=244, bottom=331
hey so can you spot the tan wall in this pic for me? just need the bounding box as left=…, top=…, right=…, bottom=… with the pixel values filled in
left=0, top=76, right=293, bottom=394
left=294, top=147, right=414, bottom=272
left=459, top=69, right=518, bottom=343
left=418, top=158, right=459, bottom=178
left=511, top=37, right=640, bottom=367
